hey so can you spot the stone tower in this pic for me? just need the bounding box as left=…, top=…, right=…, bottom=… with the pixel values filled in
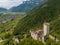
left=43, top=22, right=50, bottom=36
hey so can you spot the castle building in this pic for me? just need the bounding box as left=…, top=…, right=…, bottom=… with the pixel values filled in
left=30, top=22, right=50, bottom=42
left=43, top=22, right=49, bottom=36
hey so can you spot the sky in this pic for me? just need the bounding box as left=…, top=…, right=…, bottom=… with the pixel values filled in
left=0, top=0, right=26, bottom=9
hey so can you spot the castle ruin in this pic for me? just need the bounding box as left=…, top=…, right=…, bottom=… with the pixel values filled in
left=30, top=22, right=50, bottom=43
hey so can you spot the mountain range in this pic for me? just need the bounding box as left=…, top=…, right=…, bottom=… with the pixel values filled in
left=9, top=0, right=44, bottom=12
left=0, top=0, right=45, bottom=12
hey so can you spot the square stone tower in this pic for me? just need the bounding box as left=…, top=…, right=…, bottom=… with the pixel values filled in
left=43, top=22, right=50, bottom=36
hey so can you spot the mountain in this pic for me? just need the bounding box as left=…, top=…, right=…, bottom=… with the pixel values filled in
left=0, top=8, right=7, bottom=12
left=9, top=0, right=45, bottom=12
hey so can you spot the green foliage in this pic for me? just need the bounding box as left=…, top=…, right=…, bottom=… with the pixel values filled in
left=0, top=38, right=18, bottom=45
left=19, top=38, right=44, bottom=45
left=50, top=18, right=60, bottom=40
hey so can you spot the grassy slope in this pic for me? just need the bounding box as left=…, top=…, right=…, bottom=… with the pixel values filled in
left=0, top=15, right=25, bottom=39
left=0, top=14, right=26, bottom=45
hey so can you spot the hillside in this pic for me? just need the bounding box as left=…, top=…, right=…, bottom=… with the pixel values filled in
left=50, top=18, right=60, bottom=39
left=13, top=0, right=60, bottom=44
left=0, top=15, right=26, bottom=45
left=14, top=0, right=60, bottom=35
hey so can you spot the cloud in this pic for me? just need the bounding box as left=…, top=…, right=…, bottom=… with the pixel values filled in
left=0, top=0, right=26, bottom=9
